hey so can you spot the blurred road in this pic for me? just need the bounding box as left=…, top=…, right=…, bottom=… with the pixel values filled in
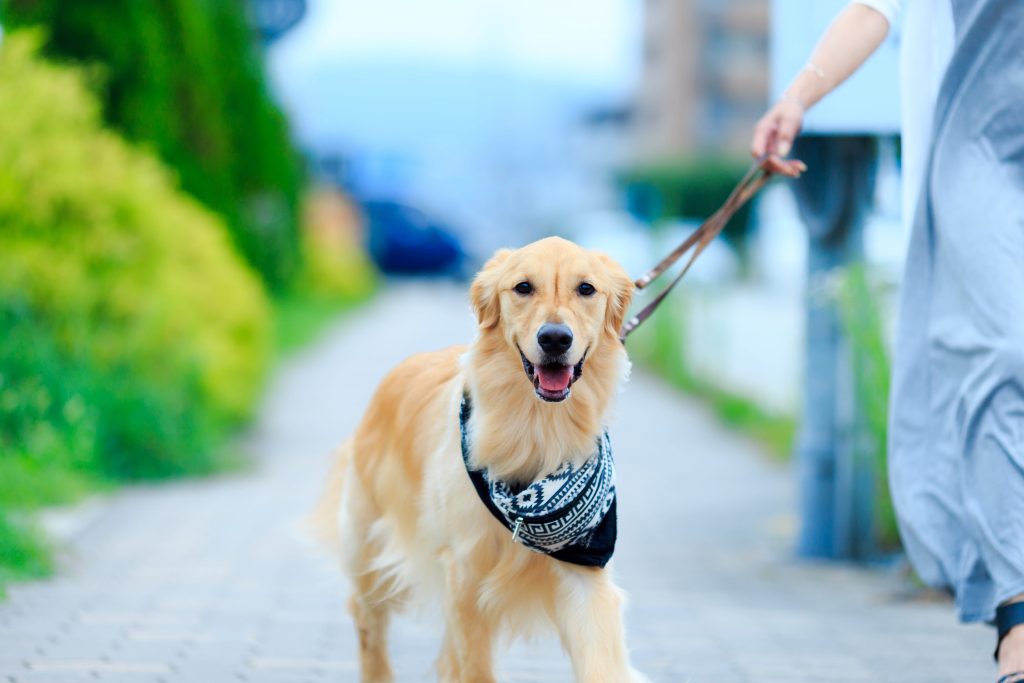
left=0, top=284, right=994, bottom=683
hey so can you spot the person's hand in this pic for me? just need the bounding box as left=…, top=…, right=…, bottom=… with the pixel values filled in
left=752, top=98, right=807, bottom=178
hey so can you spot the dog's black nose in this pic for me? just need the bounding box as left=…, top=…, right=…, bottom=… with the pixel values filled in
left=537, top=323, right=573, bottom=356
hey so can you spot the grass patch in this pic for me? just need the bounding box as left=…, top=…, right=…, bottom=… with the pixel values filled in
left=704, top=392, right=797, bottom=461
left=0, top=511, right=53, bottom=595
left=631, top=299, right=797, bottom=461
left=273, top=292, right=371, bottom=357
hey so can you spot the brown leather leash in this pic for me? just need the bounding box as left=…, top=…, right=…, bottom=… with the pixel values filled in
left=619, top=155, right=804, bottom=342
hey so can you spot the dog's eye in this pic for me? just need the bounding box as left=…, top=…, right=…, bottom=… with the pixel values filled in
left=577, top=282, right=596, bottom=297
left=514, top=281, right=533, bottom=295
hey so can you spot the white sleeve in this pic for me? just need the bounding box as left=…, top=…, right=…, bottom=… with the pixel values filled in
left=851, top=0, right=904, bottom=27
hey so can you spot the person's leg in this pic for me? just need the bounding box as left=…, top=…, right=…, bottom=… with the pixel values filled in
left=888, top=3, right=1024, bottom=674
left=932, top=146, right=1024, bottom=658
left=886, top=209, right=969, bottom=600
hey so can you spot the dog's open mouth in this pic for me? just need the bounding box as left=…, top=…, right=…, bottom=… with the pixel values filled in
left=519, top=349, right=586, bottom=403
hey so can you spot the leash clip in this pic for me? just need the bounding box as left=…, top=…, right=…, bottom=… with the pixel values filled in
left=512, top=516, right=523, bottom=543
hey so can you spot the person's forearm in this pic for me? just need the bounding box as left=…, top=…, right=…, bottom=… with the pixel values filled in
left=751, top=2, right=893, bottom=161
left=783, top=3, right=891, bottom=110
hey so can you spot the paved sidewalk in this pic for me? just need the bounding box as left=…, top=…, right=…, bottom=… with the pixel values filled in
left=0, top=284, right=994, bottom=683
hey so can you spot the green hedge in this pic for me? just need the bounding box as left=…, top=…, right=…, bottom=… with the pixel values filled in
left=0, top=33, right=271, bottom=483
left=2, top=0, right=304, bottom=289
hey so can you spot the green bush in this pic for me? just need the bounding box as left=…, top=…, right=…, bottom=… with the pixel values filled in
left=0, top=33, right=270, bottom=479
left=2, top=0, right=304, bottom=288
left=0, top=312, right=102, bottom=499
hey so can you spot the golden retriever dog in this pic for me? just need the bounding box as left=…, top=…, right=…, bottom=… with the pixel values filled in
left=313, top=236, right=648, bottom=682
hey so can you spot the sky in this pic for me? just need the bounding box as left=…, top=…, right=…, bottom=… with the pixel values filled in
left=271, top=0, right=640, bottom=90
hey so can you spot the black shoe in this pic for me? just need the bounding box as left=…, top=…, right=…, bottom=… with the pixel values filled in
left=995, top=601, right=1024, bottom=667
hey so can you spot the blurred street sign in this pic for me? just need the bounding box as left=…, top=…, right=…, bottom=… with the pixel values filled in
left=250, top=0, right=306, bottom=44
left=771, top=0, right=900, bottom=134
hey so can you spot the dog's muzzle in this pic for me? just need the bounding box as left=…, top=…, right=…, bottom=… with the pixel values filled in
left=519, top=348, right=586, bottom=403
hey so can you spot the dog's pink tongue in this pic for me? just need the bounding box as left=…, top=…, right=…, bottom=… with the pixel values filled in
left=537, top=365, right=572, bottom=392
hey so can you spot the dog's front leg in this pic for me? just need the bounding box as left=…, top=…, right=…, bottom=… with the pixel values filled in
left=551, top=566, right=648, bottom=683
left=436, top=552, right=497, bottom=683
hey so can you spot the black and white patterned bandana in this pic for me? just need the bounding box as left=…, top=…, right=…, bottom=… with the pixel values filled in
left=459, top=395, right=617, bottom=568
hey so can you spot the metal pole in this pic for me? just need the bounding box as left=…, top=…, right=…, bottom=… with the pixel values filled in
left=790, top=135, right=878, bottom=559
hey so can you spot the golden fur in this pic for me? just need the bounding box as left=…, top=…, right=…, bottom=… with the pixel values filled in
left=313, top=237, right=648, bottom=682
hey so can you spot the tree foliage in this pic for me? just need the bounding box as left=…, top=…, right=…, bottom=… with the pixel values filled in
left=2, top=0, right=304, bottom=288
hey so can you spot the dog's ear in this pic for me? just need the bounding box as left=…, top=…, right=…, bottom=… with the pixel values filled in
left=598, top=253, right=634, bottom=339
left=470, top=248, right=512, bottom=329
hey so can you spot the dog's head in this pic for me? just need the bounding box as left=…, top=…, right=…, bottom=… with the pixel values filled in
left=470, top=237, right=633, bottom=403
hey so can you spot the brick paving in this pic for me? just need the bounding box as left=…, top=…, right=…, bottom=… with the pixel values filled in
left=0, top=284, right=996, bottom=682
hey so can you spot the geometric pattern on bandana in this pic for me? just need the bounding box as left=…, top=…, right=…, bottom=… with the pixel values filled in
left=459, top=395, right=616, bottom=555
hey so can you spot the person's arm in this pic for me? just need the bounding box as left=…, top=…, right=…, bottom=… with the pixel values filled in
left=752, top=2, right=895, bottom=171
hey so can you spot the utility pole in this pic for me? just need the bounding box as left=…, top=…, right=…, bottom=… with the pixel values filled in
left=790, top=136, right=877, bottom=558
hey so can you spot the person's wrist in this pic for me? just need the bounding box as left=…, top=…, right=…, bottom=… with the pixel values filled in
left=778, top=93, right=806, bottom=111
left=784, top=70, right=825, bottom=110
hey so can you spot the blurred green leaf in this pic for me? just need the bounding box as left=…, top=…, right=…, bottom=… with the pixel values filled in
left=2, top=0, right=305, bottom=288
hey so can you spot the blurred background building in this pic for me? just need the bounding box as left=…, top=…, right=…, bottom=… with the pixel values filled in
left=634, top=0, right=769, bottom=159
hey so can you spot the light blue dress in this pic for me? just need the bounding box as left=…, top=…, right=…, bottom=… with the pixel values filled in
left=886, top=0, right=1024, bottom=623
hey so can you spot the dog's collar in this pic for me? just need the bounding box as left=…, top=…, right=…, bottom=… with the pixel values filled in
left=458, top=393, right=617, bottom=568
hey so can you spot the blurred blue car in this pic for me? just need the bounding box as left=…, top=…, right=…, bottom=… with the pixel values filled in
left=360, top=200, right=466, bottom=278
